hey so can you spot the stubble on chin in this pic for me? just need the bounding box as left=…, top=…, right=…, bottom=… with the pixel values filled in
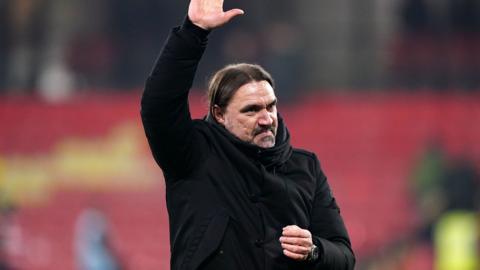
left=255, top=134, right=276, bottom=148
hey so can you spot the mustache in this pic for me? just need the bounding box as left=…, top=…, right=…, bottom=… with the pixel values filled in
left=253, top=126, right=275, bottom=136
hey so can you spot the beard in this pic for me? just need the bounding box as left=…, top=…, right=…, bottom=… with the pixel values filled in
left=252, top=126, right=276, bottom=148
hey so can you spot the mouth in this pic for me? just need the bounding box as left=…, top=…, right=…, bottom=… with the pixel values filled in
left=253, top=129, right=276, bottom=148
left=254, top=128, right=275, bottom=137
left=257, top=130, right=272, bottom=136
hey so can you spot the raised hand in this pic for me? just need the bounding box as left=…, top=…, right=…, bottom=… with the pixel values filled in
left=188, top=0, right=244, bottom=30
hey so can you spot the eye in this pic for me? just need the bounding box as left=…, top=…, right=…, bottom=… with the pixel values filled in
left=241, top=105, right=261, bottom=114
left=266, top=101, right=277, bottom=112
left=266, top=104, right=275, bottom=112
left=245, top=110, right=256, bottom=116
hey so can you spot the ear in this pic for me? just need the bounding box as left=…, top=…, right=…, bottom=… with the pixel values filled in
left=213, top=105, right=225, bottom=124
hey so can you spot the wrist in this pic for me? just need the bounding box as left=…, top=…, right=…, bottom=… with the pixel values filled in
left=305, top=244, right=319, bottom=262
left=306, top=245, right=318, bottom=262
left=182, top=16, right=211, bottom=39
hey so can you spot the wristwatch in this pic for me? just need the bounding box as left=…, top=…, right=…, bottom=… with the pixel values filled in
left=306, top=244, right=319, bottom=262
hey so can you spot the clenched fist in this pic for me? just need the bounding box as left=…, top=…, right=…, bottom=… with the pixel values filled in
left=279, top=225, right=314, bottom=261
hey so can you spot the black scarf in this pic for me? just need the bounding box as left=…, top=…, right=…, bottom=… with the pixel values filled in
left=205, top=114, right=293, bottom=169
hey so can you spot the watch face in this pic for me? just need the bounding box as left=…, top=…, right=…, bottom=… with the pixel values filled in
left=310, top=245, right=319, bottom=261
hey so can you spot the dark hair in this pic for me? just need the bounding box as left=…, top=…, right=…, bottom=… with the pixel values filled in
left=207, top=63, right=274, bottom=120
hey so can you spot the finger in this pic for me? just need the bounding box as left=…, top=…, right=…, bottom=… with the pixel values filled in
left=223, top=8, right=244, bottom=22
left=283, top=225, right=300, bottom=230
left=282, top=227, right=311, bottom=238
left=283, top=249, right=308, bottom=261
left=279, top=236, right=311, bottom=247
left=281, top=243, right=310, bottom=255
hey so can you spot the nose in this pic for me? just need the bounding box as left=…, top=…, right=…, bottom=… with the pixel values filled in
left=257, top=110, right=274, bottom=126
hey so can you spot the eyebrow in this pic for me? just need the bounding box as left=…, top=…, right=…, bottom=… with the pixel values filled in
left=239, top=99, right=277, bottom=113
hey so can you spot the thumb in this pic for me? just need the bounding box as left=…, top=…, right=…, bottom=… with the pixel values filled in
left=223, top=8, right=244, bottom=23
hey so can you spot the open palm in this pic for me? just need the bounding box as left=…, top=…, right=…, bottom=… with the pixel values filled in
left=188, top=0, right=244, bottom=30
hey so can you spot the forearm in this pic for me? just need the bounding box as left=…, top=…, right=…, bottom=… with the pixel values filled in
left=140, top=18, right=209, bottom=176
left=312, top=236, right=355, bottom=270
left=142, top=17, right=209, bottom=102
left=309, top=158, right=355, bottom=269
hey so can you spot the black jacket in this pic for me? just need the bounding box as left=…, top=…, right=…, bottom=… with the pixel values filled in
left=141, top=18, right=355, bottom=270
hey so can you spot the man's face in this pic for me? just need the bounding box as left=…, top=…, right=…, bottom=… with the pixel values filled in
left=214, top=80, right=278, bottom=148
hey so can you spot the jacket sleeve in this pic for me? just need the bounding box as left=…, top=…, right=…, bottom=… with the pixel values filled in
left=308, top=156, right=356, bottom=270
left=140, top=18, right=210, bottom=179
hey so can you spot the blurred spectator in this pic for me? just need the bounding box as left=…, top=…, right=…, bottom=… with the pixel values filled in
left=411, top=144, right=480, bottom=269
left=0, top=0, right=49, bottom=94
left=360, top=144, right=480, bottom=269
left=411, top=144, right=479, bottom=237
left=441, top=157, right=479, bottom=211
left=0, top=0, right=307, bottom=96
left=411, top=143, right=447, bottom=242
left=0, top=206, right=13, bottom=270
left=59, top=0, right=114, bottom=92
left=434, top=211, right=479, bottom=270
left=391, top=0, right=480, bottom=90
left=0, top=201, right=19, bottom=270
left=75, top=208, right=124, bottom=270
left=432, top=156, right=479, bottom=269
left=0, top=0, right=113, bottom=99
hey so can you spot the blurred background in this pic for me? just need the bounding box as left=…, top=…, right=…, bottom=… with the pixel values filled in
left=0, top=0, right=479, bottom=269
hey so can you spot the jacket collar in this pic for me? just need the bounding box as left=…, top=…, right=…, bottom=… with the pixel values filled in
left=205, top=114, right=292, bottom=169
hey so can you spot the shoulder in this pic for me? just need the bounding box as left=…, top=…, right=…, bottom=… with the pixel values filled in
left=291, top=148, right=320, bottom=165
left=291, top=149, right=334, bottom=205
left=192, top=118, right=216, bottom=133
left=191, top=118, right=223, bottom=146
left=290, top=148, right=323, bottom=175
left=292, top=148, right=317, bottom=159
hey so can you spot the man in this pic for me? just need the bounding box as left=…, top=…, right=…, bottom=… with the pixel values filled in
left=141, top=0, right=355, bottom=269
